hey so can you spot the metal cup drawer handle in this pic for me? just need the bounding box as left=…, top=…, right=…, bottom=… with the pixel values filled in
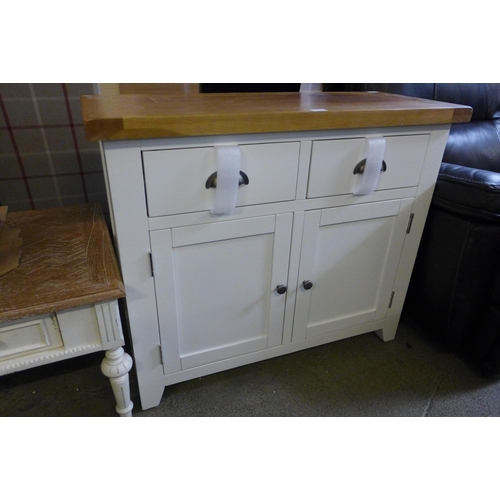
left=205, top=171, right=250, bottom=189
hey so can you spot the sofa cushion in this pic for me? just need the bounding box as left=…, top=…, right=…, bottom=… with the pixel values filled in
left=443, top=121, right=500, bottom=172
left=433, top=163, right=500, bottom=219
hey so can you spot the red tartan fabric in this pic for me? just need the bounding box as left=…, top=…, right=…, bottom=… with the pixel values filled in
left=0, top=83, right=107, bottom=212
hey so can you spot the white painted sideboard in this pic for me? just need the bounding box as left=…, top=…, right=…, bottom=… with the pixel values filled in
left=82, top=91, right=471, bottom=410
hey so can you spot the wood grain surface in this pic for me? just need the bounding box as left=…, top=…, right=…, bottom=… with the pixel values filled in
left=99, top=83, right=199, bottom=96
left=0, top=204, right=125, bottom=322
left=81, top=91, right=472, bottom=141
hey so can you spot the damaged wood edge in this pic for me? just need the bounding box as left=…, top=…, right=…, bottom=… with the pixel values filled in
left=0, top=228, right=23, bottom=277
left=0, top=207, right=23, bottom=278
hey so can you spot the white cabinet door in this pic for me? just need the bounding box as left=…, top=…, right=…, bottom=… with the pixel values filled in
left=150, top=214, right=293, bottom=374
left=292, top=199, right=413, bottom=342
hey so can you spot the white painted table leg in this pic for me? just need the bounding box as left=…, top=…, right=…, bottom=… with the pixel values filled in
left=101, top=347, right=134, bottom=417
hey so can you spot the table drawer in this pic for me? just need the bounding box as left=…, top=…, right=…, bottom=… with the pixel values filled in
left=0, top=314, right=63, bottom=362
left=143, top=141, right=300, bottom=216
left=308, top=134, right=430, bottom=198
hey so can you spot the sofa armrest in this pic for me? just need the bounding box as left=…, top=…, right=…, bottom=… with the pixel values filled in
left=433, top=163, right=500, bottom=219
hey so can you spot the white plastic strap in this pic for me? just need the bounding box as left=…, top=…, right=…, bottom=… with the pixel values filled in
left=211, top=145, right=241, bottom=214
left=353, top=137, right=386, bottom=196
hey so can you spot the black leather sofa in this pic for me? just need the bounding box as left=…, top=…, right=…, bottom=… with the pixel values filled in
left=325, top=84, right=500, bottom=375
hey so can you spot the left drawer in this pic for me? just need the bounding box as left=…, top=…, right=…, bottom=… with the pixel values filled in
left=0, top=314, right=63, bottom=362
left=142, top=142, right=300, bottom=216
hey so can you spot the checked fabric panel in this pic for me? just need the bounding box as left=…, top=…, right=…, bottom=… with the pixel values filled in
left=0, top=83, right=107, bottom=213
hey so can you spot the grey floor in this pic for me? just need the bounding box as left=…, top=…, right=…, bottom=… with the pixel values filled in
left=2, top=313, right=500, bottom=417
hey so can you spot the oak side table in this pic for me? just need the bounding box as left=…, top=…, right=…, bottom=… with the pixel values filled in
left=0, top=204, right=133, bottom=417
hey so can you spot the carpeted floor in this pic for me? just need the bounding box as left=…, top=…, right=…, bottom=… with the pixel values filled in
left=2, top=313, right=500, bottom=417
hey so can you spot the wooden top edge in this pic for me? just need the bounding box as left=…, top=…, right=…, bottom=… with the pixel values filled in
left=0, top=289, right=125, bottom=323
left=81, top=91, right=473, bottom=141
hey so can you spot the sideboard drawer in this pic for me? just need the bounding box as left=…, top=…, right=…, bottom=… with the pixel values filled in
left=143, top=141, right=300, bottom=216
left=0, top=314, right=63, bottom=362
left=308, top=134, right=430, bottom=198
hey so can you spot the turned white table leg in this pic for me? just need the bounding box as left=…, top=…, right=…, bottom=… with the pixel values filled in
left=101, top=347, right=134, bottom=417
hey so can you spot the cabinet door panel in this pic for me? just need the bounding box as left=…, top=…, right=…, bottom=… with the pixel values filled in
left=292, top=200, right=411, bottom=341
left=151, top=215, right=292, bottom=373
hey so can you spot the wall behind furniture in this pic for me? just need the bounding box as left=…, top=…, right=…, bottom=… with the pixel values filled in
left=0, top=83, right=106, bottom=213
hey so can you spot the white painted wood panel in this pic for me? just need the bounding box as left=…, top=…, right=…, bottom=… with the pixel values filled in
left=103, top=141, right=165, bottom=409
left=56, top=306, right=102, bottom=348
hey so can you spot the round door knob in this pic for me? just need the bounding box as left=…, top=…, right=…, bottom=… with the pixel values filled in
left=276, top=284, right=288, bottom=295
left=302, top=280, right=313, bottom=290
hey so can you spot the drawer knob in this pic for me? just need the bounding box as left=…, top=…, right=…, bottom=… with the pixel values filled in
left=353, top=159, right=387, bottom=175
left=276, top=284, right=288, bottom=295
left=205, top=170, right=249, bottom=189
left=302, top=280, right=313, bottom=290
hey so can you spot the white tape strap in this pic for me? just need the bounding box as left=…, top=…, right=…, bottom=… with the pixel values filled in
left=211, top=145, right=241, bottom=214
left=353, top=137, right=386, bottom=196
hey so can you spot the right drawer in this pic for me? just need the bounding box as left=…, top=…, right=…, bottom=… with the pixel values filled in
left=307, top=134, right=430, bottom=198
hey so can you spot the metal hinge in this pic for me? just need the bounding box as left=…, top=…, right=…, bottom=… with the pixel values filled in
left=388, top=291, right=395, bottom=309
left=406, top=213, right=415, bottom=234
left=149, top=252, right=155, bottom=277
left=158, top=344, right=163, bottom=364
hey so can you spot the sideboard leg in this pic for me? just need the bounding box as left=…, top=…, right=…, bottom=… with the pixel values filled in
left=101, top=347, right=134, bottom=417
left=375, top=316, right=399, bottom=342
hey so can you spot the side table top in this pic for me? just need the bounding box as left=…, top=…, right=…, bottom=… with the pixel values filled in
left=0, top=204, right=125, bottom=323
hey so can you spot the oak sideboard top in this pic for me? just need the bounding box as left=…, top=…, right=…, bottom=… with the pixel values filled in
left=0, top=204, right=125, bottom=322
left=81, top=91, right=472, bottom=142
